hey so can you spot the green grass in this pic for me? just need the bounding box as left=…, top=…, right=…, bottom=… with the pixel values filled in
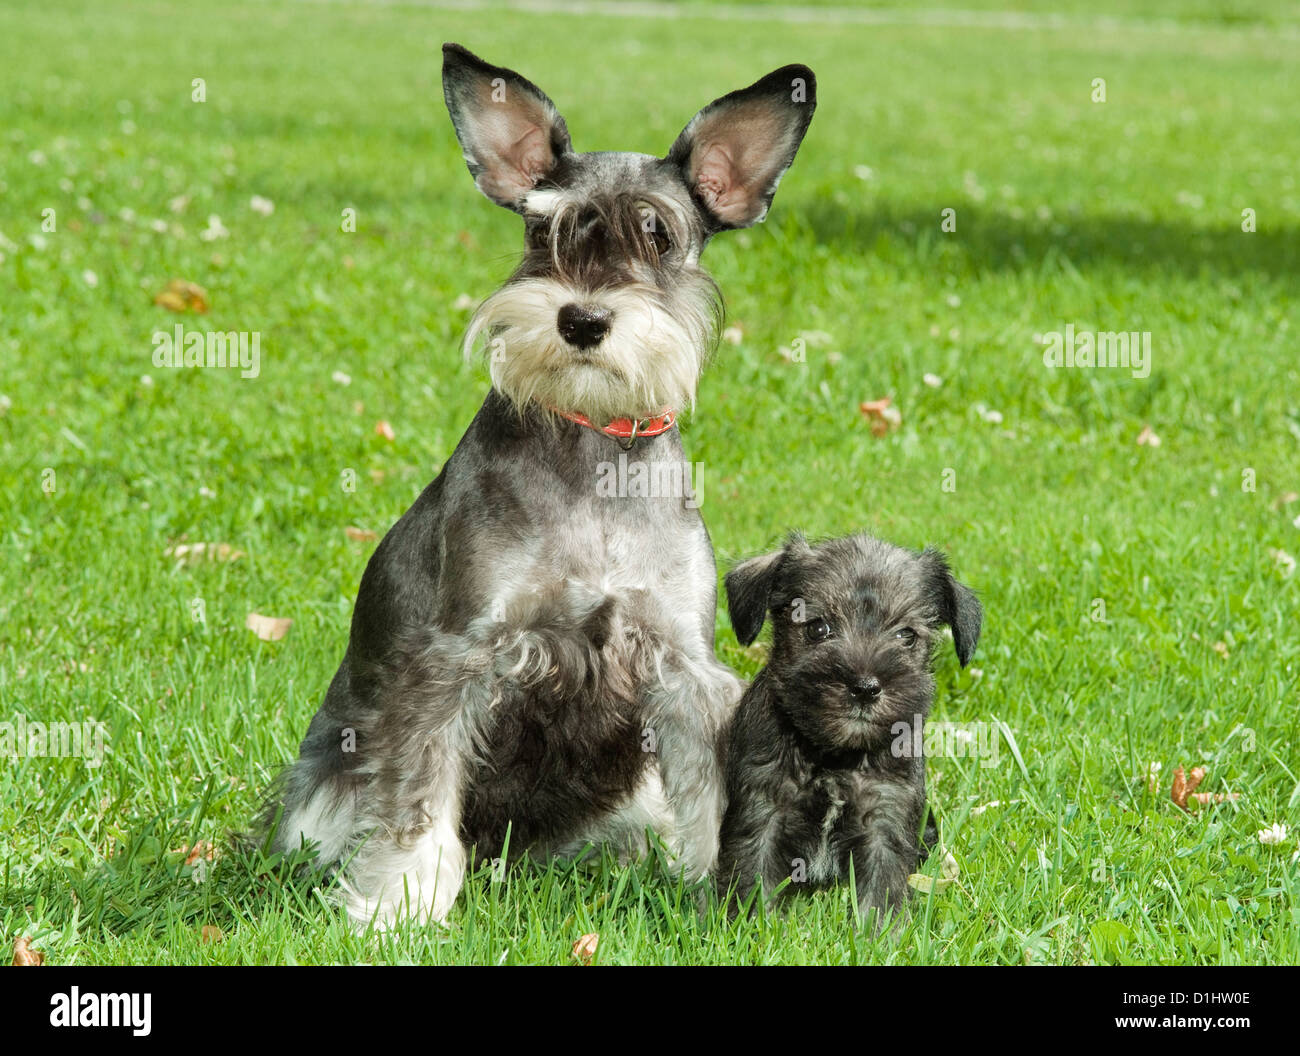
left=2, top=0, right=1298, bottom=965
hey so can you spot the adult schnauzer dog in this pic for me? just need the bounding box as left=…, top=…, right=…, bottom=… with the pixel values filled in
left=717, top=533, right=981, bottom=927
left=266, top=44, right=816, bottom=929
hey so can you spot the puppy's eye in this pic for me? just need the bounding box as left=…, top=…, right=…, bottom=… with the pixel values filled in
left=639, top=217, right=671, bottom=256
left=804, top=618, right=833, bottom=643
left=895, top=628, right=918, bottom=648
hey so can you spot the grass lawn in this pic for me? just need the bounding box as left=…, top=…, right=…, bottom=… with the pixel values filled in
left=1, top=0, right=1298, bottom=966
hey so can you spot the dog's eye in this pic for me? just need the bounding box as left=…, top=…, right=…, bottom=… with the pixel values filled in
left=804, top=617, right=833, bottom=643
left=895, top=628, right=917, bottom=647
left=649, top=225, right=672, bottom=256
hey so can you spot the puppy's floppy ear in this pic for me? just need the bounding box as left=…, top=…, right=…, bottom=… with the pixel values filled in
left=442, top=43, right=572, bottom=211
left=921, top=548, right=983, bottom=667
left=666, top=64, right=816, bottom=230
left=725, top=548, right=785, bottom=646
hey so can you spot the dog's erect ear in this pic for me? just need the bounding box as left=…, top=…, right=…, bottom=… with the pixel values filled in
left=666, top=64, right=816, bottom=230
left=442, top=43, right=573, bottom=211
left=921, top=548, right=983, bottom=667
left=725, top=548, right=786, bottom=645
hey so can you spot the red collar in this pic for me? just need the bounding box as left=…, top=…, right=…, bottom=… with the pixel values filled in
left=549, top=406, right=677, bottom=447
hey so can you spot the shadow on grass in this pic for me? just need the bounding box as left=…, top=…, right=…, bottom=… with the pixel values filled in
left=795, top=199, right=1300, bottom=280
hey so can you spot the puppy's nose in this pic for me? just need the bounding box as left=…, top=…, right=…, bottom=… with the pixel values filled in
left=852, top=676, right=883, bottom=703
left=557, top=303, right=612, bottom=349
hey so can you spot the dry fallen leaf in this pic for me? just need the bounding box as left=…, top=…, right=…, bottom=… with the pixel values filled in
left=571, top=933, right=599, bottom=964
left=246, top=612, right=292, bottom=642
left=200, top=925, right=224, bottom=945
left=345, top=526, right=378, bottom=543
left=12, top=936, right=45, bottom=966
left=1171, top=765, right=1240, bottom=811
left=171, top=840, right=216, bottom=867
left=908, top=848, right=960, bottom=893
left=1170, top=765, right=1204, bottom=809
left=374, top=420, right=396, bottom=441
left=165, top=541, right=244, bottom=565
left=1136, top=424, right=1161, bottom=447
left=1269, top=491, right=1299, bottom=511
left=153, top=278, right=210, bottom=313
left=859, top=396, right=902, bottom=437
left=1189, top=791, right=1241, bottom=807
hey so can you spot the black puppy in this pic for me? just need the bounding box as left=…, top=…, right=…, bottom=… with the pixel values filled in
left=717, top=533, right=982, bottom=927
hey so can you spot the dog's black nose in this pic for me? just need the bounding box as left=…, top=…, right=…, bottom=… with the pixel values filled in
left=557, top=303, right=612, bottom=349
left=853, top=677, right=883, bottom=703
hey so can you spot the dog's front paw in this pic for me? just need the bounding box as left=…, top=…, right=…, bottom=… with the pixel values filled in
left=340, top=822, right=467, bottom=934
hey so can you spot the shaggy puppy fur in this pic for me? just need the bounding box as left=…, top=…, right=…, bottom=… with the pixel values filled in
left=717, top=533, right=982, bottom=927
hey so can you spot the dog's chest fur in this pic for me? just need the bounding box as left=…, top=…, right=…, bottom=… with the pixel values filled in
left=776, top=767, right=868, bottom=885
left=441, top=395, right=717, bottom=857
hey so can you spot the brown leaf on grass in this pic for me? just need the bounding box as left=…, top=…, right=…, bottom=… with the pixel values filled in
left=1170, top=765, right=1205, bottom=809
left=200, top=925, right=224, bottom=945
left=1171, top=767, right=1186, bottom=807
left=1171, top=765, right=1240, bottom=810
left=153, top=278, right=210, bottom=313
left=165, top=541, right=244, bottom=565
left=374, top=420, right=396, bottom=441
left=153, top=290, right=187, bottom=312
left=1189, top=791, right=1242, bottom=807
left=1270, top=491, right=1299, bottom=511
left=171, top=840, right=216, bottom=867
left=344, top=526, right=378, bottom=543
left=571, top=933, right=599, bottom=964
left=859, top=396, right=902, bottom=437
left=12, top=936, right=45, bottom=966
left=1136, top=424, right=1161, bottom=447
left=245, top=612, right=292, bottom=642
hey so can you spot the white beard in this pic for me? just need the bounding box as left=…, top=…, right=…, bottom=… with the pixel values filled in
left=463, top=276, right=718, bottom=423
